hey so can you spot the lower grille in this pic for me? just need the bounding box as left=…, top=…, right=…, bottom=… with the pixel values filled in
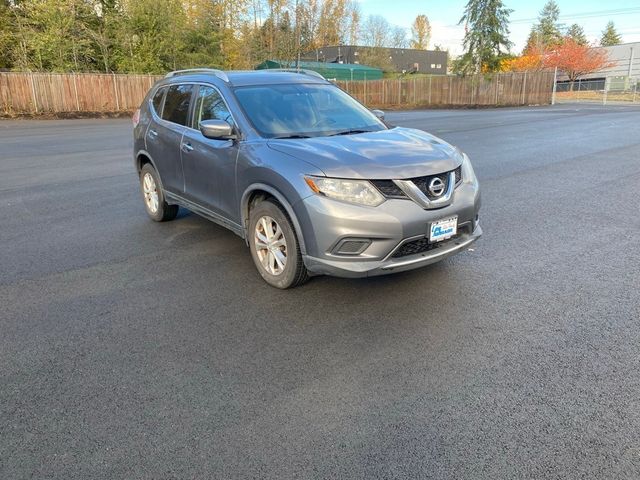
left=391, top=236, right=438, bottom=258
left=390, top=222, right=470, bottom=258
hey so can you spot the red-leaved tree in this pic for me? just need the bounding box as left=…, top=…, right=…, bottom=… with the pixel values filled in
left=543, top=39, right=613, bottom=90
left=502, top=38, right=613, bottom=91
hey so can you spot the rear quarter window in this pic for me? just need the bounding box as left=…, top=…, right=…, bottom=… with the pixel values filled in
left=151, top=87, right=166, bottom=116
left=161, top=84, right=194, bottom=126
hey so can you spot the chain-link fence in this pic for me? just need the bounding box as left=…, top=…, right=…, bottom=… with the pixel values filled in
left=553, top=76, right=639, bottom=105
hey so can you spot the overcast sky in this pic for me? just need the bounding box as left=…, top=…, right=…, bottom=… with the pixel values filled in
left=356, top=0, right=640, bottom=55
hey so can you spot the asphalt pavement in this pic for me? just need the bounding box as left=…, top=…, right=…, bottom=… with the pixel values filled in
left=1, top=104, right=640, bottom=479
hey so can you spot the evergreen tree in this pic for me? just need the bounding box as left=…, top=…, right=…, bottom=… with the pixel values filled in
left=565, top=24, right=587, bottom=46
left=523, top=27, right=541, bottom=54
left=457, top=0, right=513, bottom=74
left=600, top=21, right=622, bottom=47
left=536, top=0, right=563, bottom=48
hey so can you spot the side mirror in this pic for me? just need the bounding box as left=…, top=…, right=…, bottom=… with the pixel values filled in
left=371, top=109, right=385, bottom=121
left=200, top=119, right=235, bottom=140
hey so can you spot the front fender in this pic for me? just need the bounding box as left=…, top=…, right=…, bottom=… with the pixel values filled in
left=240, top=183, right=309, bottom=255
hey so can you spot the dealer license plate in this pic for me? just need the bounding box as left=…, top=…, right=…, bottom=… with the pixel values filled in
left=429, top=216, right=458, bottom=243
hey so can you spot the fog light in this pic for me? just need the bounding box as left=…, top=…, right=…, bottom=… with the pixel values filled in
left=332, top=238, right=372, bottom=255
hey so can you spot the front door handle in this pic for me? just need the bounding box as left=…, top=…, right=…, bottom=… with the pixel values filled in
left=181, top=142, right=194, bottom=153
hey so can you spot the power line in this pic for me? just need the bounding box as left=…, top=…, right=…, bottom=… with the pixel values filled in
left=510, top=7, right=640, bottom=24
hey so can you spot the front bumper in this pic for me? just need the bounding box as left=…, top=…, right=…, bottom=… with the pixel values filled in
left=296, top=180, right=481, bottom=278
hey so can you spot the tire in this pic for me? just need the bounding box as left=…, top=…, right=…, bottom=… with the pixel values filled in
left=248, top=199, right=309, bottom=289
left=139, top=163, right=178, bottom=222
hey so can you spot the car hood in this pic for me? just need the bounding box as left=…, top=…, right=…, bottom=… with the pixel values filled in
left=266, top=127, right=462, bottom=179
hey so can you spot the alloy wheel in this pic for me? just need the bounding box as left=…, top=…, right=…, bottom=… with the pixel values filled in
left=142, top=172, right=159, bottom=213
left=254, top=215, right=288, bottom=275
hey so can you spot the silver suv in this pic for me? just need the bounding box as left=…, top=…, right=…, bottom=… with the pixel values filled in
left=133, top=69, right=481, bottom=288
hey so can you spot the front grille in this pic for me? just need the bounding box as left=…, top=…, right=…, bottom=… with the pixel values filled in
left=454, top=165, right=462, bottom=185
left=372, top=165, right=462, bottom=200
left=371, top=180, right=407, bottom=198
left=411, top=172, right=451, bottom=200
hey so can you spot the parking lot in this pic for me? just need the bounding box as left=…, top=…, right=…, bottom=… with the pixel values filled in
left=1, top=104, right=640, bottom=479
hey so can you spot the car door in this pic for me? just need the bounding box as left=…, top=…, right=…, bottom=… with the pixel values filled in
left=181, top=84, right=240, bottom=221
left=145, top=84, right=194, bottom=194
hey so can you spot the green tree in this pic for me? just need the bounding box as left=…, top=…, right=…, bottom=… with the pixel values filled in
left=13, top=0, right=98, bottom=71
left=0, top=0, right=374, bottom=73
left=0, top=0, right=17, bottom=69
left=600, top=21, right=621, bottom=47
left=536, top=0, right=563, bottom=48
left=565, top=23, right=587, bottom=46
left=82, top=0, right=122, bottom=73
left=180, top=3, right=224, bottom=69
left=523, top=26, right=541, bottom=54
left=457, top=0, right=513, bottom=74
left=115, top=0, right=187, bottom=73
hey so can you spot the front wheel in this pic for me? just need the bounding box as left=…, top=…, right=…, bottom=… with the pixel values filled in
left=139, top=164, right=178, bottom=222
left=248, top=199, right=308, bottom=289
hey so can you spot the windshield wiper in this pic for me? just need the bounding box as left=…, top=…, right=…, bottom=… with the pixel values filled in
left=327, top=129, right=373, bottom=136
left=271, top=134, right=312, bottom=139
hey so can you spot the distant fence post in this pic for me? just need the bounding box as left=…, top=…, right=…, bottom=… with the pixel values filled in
left=522, top=72, right=527, bottom=105
left=112, top=73, right=120, bottom=111
left=364, top=72, right=367, bottom=106
left=72, top=73, right=80, bottom=111
left=428, top=76, right=432, bottom=105
left=551, top=67, right=558, bottom=105
left=29, top=72, right=38, bottom=113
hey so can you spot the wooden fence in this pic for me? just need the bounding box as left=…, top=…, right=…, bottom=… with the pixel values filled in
left=0, top=72, right=162, bottom=114
left=339, top=71, right=555, bottom=107
left=0, top=71, right=555, bottom=115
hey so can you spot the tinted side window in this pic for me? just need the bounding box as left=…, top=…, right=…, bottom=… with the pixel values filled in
left=162, top=84, right=194, bottom=126
left=193, top=86, right=234, bottom=128
left=151, top=87, right=166, bottom=116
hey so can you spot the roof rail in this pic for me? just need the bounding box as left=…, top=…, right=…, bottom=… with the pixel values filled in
left=165, top=68, right=229, bottom=82
left=263, top=68, right=326, bottom=80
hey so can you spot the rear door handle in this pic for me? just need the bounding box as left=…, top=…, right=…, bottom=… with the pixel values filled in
left=148, top=128, right=158, bottom=138
left=181, top=142, right=194, bottom=153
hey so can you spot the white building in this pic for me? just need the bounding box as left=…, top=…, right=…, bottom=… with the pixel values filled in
left=558, top=41, right=639, bottom=90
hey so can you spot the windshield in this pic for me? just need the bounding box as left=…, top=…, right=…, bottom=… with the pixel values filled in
left=233, top=83, right=386, bottom=138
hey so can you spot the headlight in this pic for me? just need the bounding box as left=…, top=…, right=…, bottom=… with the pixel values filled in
left=304, top=176, right=385, bottom=207
left=461, top=152, right=478, bottom=185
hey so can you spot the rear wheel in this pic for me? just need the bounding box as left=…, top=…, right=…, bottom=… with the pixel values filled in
left=139, top=163, right=178, bottom=222
left=248, top=199, right=308, bottom=289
